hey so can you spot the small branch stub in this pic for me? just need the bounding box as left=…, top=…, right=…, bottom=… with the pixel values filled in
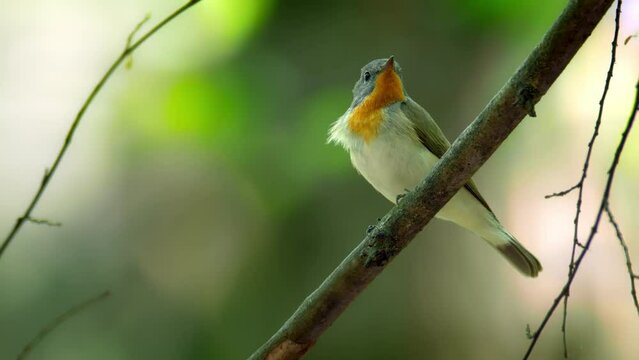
left=26, top=217, right=62, bottom=227
left=514, top=83, right=540, bottom=117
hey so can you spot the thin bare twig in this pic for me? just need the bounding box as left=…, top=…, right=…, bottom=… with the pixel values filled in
left=545, top=183, right=580, bottom=199
left=125, top=13, right=152, bottom=69
left=543, top=0, right=623, bottom=357
left=16, top=291, right=111, bottom=360
left=605, top=205, right=639, bottom=316
left=524, top=78, right=639, bottom=360
left=25, top=217, right=62, bottom=227
left=0, top=0, right=203, bottom=260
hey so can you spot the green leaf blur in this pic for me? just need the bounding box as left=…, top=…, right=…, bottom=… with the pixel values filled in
left=1, top=0, right=638, bottom=359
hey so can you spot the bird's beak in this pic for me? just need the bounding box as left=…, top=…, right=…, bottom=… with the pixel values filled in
left=383, top=56, right=395, bottom=72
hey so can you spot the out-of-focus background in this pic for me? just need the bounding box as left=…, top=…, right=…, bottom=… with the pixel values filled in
left=1, top=0, right=638, bottom=359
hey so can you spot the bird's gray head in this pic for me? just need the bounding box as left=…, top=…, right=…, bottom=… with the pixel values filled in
left=350, top=56, right=404, bottom=109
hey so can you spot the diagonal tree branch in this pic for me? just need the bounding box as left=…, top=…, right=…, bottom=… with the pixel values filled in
left=0, top=0, right=203, bottom=260
left=249, top=1, right=615, bottom=359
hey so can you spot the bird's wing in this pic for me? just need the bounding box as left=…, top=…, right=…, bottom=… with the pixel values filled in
left=400, top=98, right=492, bottom=212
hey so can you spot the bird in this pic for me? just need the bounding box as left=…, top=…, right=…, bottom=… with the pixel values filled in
left=328, top=56, right=542, bottom=277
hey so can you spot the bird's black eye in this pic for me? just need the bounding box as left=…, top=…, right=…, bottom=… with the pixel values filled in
left=363, top=71, right=371, bottom=82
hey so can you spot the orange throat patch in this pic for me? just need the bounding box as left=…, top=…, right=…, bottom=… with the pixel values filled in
left=348, top=68, right=405, bottom=142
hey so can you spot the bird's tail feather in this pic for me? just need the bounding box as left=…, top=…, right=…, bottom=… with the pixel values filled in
left=482, top=227, right=542, bottom=278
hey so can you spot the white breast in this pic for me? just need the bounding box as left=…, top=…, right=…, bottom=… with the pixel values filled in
left=328, top=105, right=433, bottom=203
left=350, top=129, right=437, bottom=204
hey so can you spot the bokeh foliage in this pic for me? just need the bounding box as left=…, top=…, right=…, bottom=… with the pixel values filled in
left=0, top=0, right=638, bottom=359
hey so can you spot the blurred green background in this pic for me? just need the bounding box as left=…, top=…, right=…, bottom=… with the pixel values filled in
left=1, top=0, right=639, bottom=359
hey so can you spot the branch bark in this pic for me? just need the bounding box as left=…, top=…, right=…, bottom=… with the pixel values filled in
left=249, top=0, right=615, bottom=359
